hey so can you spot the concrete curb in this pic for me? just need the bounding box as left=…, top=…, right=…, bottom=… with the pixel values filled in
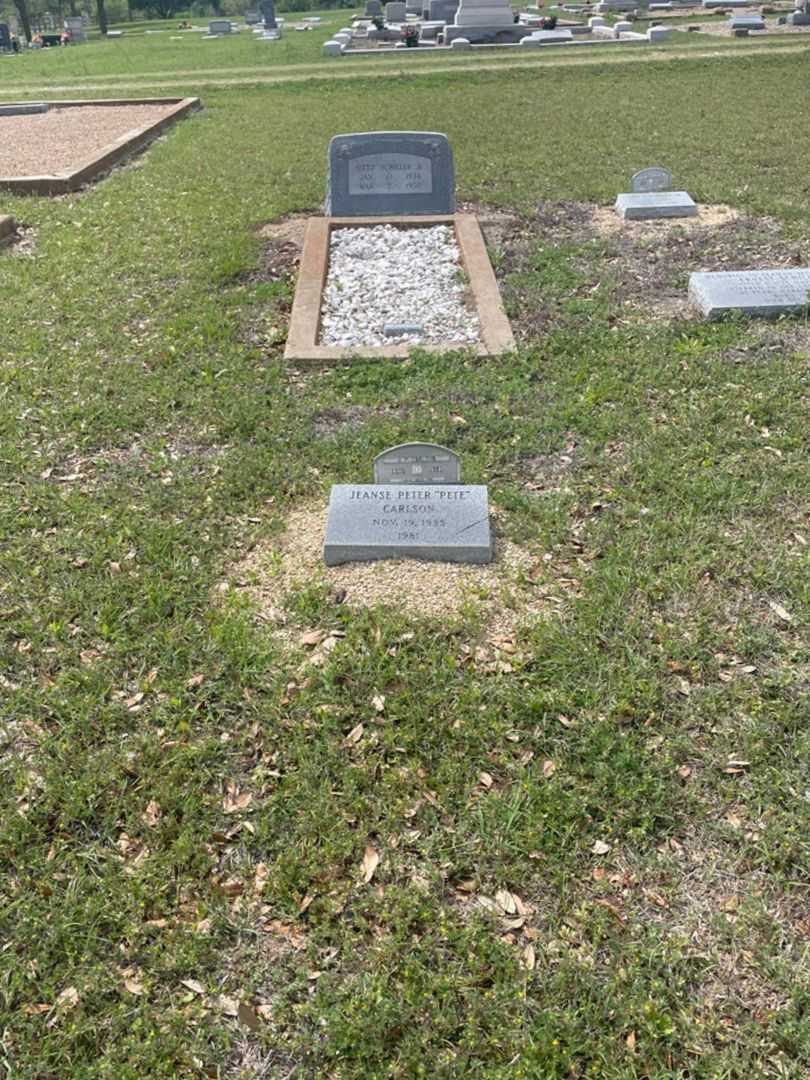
left=284, top=213, right=515, bottom=364
left=0, top=96, right=201, bottom=195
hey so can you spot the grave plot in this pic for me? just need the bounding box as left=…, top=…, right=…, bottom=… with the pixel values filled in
left=489, top=198, right=810, bottom=330
left=285, top=131, right=514, bottom=362
left=0, top=98, right=200, bottom=195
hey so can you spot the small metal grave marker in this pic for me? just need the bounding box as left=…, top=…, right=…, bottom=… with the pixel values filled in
left=373, top=442, right=461, bottom=485
left=631, top=166, right=673, bottom=193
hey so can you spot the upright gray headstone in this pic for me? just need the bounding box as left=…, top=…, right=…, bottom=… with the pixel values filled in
left=373, top=443, right=461, bottom=484
left=386, top=1, right=408, bottom=18
left=325, top=132, right=455, bottom=217
left=429, top=0, right=459, bottom=20
left=365, top=0, right=384, bottom=13
left=689, top=268, right=810, bottom=319
left=631, top=166, right=673, bottom=193
left=323, top=485, right=491, bottom=565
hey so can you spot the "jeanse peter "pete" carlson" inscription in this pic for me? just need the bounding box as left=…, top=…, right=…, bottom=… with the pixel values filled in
left=324, top=484, right=491, bottom=565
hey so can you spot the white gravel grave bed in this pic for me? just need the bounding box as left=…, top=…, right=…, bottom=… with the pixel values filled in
left=319, top=224, right=480, bottom=348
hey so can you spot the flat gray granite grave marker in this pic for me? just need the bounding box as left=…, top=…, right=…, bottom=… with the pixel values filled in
left=615, top=190, right=698, bottom=220
left=324, top=484, right=491, bottom=565
left=324, top=442, right=491, bottom=564
left=326, top=132, right=455, bottom=217
left=373, top=442, right=461, bottom=484
left=689, top=268, right=810, bottom=319
left=631, top=166, right=673, bottom=193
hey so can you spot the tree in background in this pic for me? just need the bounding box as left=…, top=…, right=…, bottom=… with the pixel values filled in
left=10, top=0, right=31, bottom=40
left=96, top=0, right=108, bottom=32
left=138, top=0, right=185, bottom=16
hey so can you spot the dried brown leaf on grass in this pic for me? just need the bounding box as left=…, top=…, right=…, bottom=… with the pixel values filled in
left=521, top=943, right=536, bottom=971
left=343, top=722, right=364, bottom=747
left=362, top=845, right=380, bottom=884
left=122, top=969, right=146, bottom=996
left=767, top=599, right=793, bottom=624
left=223, top=783, right=253, bottom=814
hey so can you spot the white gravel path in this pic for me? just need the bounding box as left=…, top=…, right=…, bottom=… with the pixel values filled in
left=319, top=224, right=480, bottom=348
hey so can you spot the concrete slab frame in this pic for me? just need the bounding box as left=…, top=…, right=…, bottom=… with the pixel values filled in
left=0, top=97, right=201, bottom=195
left=284, top=214, right=515, bottom=364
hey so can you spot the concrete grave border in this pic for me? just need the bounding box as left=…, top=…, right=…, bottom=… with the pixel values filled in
left=0, top=214, right=16, bottom=246
left=0, top=97, right=201, bottom=195
left=284, top=214, right=515, bottom=363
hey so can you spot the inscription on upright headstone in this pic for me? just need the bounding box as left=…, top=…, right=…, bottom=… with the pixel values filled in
left=373, top=443, right=461, bottom=484
left=326, top=132, right=455, bottom=217
left=631, top=166, right=673, bottom=193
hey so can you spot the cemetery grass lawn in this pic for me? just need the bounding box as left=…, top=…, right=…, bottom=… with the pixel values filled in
left=1, top=54, right=809, bottom=1079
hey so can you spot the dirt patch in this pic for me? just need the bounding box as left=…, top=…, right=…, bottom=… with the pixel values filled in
left=458, top=202, right=527, bottom=250
left=519, top=436, right=579, bottom=495
left=0, top=222, right=35, bottom=255
left=228, top=500, right=557, bottom=638
left=590, top=203, right=739, bottom=236
left=251, top=214, right=309, bottom=284
left=497, top=199, right=810, bottom=332
left=310, top=403, right=411, bottom=438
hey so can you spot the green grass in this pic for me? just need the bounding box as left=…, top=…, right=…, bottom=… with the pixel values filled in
left=1, top=44, right=809, bottom=1079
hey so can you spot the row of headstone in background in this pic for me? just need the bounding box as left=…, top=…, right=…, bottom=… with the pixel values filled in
left=325, top=131, right=455, bottom=217
left=615, top=165, right=697, bottom=220
left=324, top=444, right=492, bottom=565
left=445, top=0, right=529, bottom=43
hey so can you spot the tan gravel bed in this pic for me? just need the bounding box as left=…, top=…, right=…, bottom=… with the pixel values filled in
left=0, top=104, right=176, bottom=177
left=687, top=19, right=810, bottom=36
left=226, top=500, right=567, bottom=642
